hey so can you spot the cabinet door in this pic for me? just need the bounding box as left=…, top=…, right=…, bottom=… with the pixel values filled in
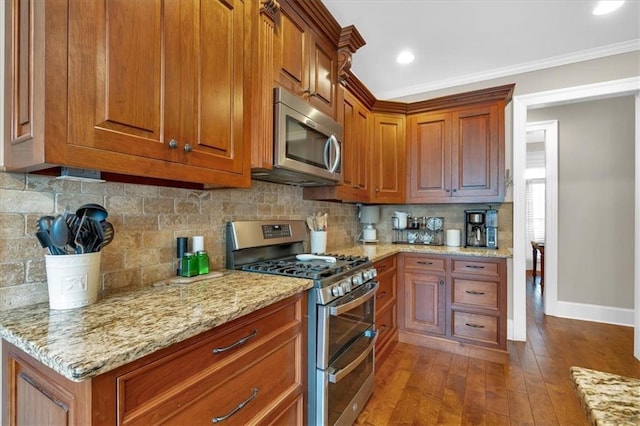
left=180, top=0, right=246, bottom=176
left=341, top=91, right=370, bottom=201
left=275, top=4, right=308, bottom=98
left=65, top=0, right=248, bottom=185
left=407, top=112, right=452, bottom=202
left=451, top=103, right=503, bottom=200
left=371, top=113, right=406, bottom=204
left=308, top=33, right=337, bottom=118
left=403, top=272, right=446, bottom=335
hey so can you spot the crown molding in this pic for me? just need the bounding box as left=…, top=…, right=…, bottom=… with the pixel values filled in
left=376, top=39, right=640, bottom=100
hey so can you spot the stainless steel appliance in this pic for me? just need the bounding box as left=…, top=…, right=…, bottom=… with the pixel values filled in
left=251, top=88, right=343, bottom=186
left=226, top=220, right=378, bottom=425
left=464, top=209, right=499, bottom=249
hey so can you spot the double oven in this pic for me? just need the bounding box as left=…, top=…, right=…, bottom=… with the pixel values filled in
left=226, top=220, right=378, bottom=425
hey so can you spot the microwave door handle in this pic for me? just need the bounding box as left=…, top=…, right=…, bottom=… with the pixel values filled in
left=328, top=134, right=340, bottom=173
left=323, top=138, right=332, bottom=171
left=328, top=331, right=377, bottom=384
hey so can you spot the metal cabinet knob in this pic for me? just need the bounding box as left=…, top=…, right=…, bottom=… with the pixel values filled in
left=375, top=188, right=380, bottom=192
left=168, top=139, right=178, bottom=149
left=183, top=143, right=192, bottom=153
left=439, top=280, right=445, bottom=286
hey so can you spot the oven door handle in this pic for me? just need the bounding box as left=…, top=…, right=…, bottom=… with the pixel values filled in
left=329, top=281, right=379, bottom=316
left=328, top=330, right=377, bottom=384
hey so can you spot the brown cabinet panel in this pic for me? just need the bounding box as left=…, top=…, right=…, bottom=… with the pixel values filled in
left=451, top=104, right=500, bottom=198
left=3, top=294, right=306, bottom=426
left=371, top=113, right=406, bottom=204
left=373, top=256, right=397, bottom=365
left=5, top=0, right=249, bottom=187
left=403, top=255, right=445, bottom=272
left=452, top=259, right=499, bottom=276
left=407, top=101, right=505, bottom=204
left=274, top=2, right=337, bottom=118
left=451, top=311, right=499, bottom=346
left=398, top=254, right=507, bottom=352
left=403, top=271, right=446, bottom=335
left=452, top=278, right=499, bottom=310
left=407, top=112, right=451, bottom=200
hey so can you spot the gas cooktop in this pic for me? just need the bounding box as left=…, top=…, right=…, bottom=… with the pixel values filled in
left=241, top=254, right=369, bottom=280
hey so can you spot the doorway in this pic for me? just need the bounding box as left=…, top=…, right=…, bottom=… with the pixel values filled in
left=511, top=77, right=640, bottom=358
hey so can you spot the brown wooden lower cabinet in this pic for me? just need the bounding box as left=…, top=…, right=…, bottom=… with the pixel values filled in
left=373, top=255, right=398, bottom=365
left=398, top=253, right=507, bottom=358
left=3, top=294, right=307, bottom=426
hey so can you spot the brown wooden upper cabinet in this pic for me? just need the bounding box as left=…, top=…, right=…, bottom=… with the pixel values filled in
left=407, top=100, right=505, bottom=203
left=4, top=0, right=249, bottom=187
left=274, top=2, right=338, bottom=119
left=370, top=113, right=406, bottom=204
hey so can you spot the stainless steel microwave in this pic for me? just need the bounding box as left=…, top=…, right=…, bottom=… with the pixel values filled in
left=252, top=87, right=343, bottom=186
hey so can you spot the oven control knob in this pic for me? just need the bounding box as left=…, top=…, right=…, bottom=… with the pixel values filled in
left=331, top=285, right=344, bottom=297
left=351, top=273, right=363, bottom=286
left=342, top=280, right=352, bottom=292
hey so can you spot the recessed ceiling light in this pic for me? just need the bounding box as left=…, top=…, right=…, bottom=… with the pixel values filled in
left=397, top=50, right=415, bottom=65
left=592, top=0, right=624, bottom=15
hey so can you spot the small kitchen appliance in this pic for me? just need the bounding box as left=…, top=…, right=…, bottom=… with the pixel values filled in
left=465, top=210, right=487, bottom=248
left=226, top=220, right=378, bottom=426
left=464, top=209, right=499, bottom=249
left=359, top=205, right=380, bottom=243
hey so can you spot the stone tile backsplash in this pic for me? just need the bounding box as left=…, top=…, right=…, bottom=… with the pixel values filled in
left=0, top=172, right=513, bottom=310
left=0, top=173, right=359, bottom=310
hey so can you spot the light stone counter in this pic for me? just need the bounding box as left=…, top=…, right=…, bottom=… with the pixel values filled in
left=337, top=243, right=513, bottom=263
left=0, top=244, right=509, bottom=383
left=0, top=270, right=312, bottom=382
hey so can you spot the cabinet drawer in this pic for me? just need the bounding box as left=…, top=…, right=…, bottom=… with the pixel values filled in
left=125, top=331, right=301, bottom=425
left=374, top=255, right=396, bottom=275
left=452, top=278, right=498, bottom=309
left=376, top=274, right=396, bottom=314
left=452, top=311, right=498, bottom=345
left=403, top=255, right=445, bottom=271
left=118, top=300, right=299, bottom=419
left=376, top=303, right=396, bottom=351
left=452, top=259, right=498, bottom=276
left=165, top=336, right=300, bottom=425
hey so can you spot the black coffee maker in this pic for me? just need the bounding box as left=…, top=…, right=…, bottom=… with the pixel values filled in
left=465, top=210, right=487, bottom=247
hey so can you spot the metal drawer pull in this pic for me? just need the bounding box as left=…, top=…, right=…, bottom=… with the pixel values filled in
left=376, top=291, right=387, bottom=299
left=465, top=290, right=485, bottom=295
left=378, top=324, right=388, bottom=333
left=465, top=323, right=485, bottom=329
left=465, top=265, right=485, bottom=269
left=328, top=331, right=377, bottom=384
left=417, top=261, right=433, bottom=265
left=211, top=388, right=258, bottom=423
left=212, top=329, right=258, bottom=354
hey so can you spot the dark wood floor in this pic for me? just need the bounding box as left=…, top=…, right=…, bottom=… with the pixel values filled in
left=356, top=273, right=640, bottom=425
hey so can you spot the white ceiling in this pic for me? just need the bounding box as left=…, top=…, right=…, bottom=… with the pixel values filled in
left=322, top=0, right=640, bottom=100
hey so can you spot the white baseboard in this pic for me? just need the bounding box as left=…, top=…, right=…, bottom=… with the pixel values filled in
left=554, top=301, right=634, bottom=327
left=507, top=318, right=526, bottom=342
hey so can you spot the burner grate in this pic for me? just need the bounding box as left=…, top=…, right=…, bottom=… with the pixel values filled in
left=240, top=254, right=369, bottom=280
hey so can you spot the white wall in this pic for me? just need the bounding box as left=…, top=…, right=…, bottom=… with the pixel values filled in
left=529, top=97, right=635, bottom=308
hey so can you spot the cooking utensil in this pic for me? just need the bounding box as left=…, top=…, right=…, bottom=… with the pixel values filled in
left=97, top=222, right=115, bottom=251
left=76, top=203, right=108, bottom=222
left=296, top=254, right=336, bottom=263
left=36, top=215, right=55, bottom=233
left=50, top=215, right=69, bottom=251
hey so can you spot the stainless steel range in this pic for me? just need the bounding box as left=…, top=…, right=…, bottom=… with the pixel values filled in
left=226, top=220, right=378, bottom=425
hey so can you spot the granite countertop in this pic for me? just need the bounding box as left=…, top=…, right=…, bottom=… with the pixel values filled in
left=571, top=366, right=640, bottom=425
left=0, top=270, right=313, bottom=382
left=337, top=243, right=513, bottom=262
left=0, top=243, right=510, bottom=383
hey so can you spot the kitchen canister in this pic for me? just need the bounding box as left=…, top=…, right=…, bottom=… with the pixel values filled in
left=45, top=252, right=102, bottom=309
left=445, top=229, right=461, bottom=247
